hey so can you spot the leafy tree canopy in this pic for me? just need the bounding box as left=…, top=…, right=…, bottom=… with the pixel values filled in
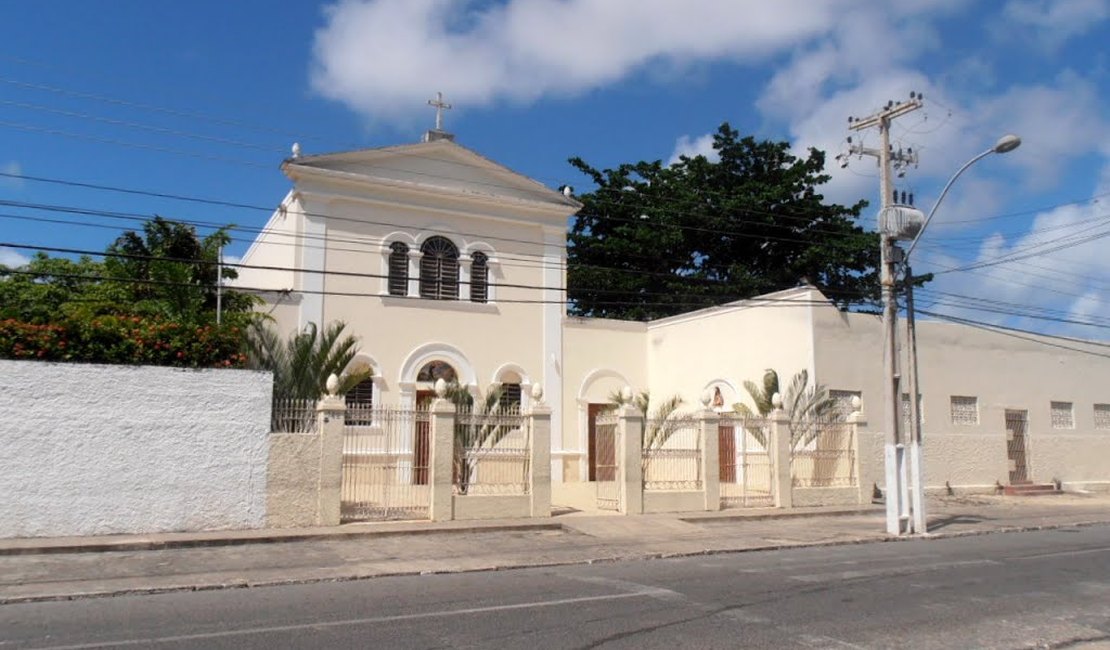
left=0, top=216, right=253, bottom=325
left=567, top=123, right=879, bottom=320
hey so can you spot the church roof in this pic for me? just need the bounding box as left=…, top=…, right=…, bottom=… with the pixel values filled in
left=282, top=139, right=582, bottom=211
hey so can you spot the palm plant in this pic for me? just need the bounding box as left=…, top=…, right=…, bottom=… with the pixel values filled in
left=442, top=382, right=521, bottom=495
left=608, top=390, right=689, bottom=450
left=244, top=320, right=372, bottom=401
left=732, top=369, right=834, bottom=449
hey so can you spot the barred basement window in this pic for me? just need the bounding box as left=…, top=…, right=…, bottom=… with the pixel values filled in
left=1094, top=404, right=1110, bottom=430
left=950, top=396, right=978, bottom=425
left=419, top=236, right=459, bottom=300
left=470, top=251, right=489, bottom=303
left=1050, top=401, right=1074, bottom=429
left=388, top=242, right=409, bottom=296
left=345, top=378, right=375, bottom=426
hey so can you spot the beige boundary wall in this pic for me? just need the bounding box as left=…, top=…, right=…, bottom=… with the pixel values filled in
left=266, top=392, right=553, bottom=526
left=813, top=302, right=1110, bottom=494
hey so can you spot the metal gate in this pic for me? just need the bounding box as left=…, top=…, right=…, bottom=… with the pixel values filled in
left=1005, top=409, right=1030, bottom=484
left=594, top=412, right=621, bottom=511
left=719, top=417, right=775, bottom=508
left=341, top=406, right=431, bottom=521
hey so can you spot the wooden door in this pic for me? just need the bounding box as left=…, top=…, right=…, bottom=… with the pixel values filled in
left=413, top=390, right=435, bottom=485
left=587, top=404, right=616, bottom=482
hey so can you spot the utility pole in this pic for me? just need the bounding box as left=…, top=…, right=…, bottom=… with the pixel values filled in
left=904, top=265, right=925, bottom=534
left=846, top=95, right=923, bottom=535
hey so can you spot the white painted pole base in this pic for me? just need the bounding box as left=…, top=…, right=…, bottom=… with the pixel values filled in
left=884, top=443, right=909, bottom=535
left=909, top=439, right=926, bottom=534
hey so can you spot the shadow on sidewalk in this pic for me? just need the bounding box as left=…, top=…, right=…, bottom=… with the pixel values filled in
left=927, top=513, right=990, bottom=531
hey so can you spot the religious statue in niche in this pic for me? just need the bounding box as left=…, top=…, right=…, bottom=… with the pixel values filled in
left=712, top=386, right=724, bottom=409
left=417, top=360, right=457, bottom=383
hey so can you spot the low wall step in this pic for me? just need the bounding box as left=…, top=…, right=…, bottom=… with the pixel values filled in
left=1003, top=483, right=1061, bottom=496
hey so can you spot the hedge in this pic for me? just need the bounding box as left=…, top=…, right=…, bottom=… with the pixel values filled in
left=0, top=316, right=247, bottom=368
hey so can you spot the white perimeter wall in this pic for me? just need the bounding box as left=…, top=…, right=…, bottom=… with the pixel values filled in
left=0, top=361, right=272, bottom=538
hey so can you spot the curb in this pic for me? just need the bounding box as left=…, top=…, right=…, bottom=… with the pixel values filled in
left=0, top=522, right=565, bottom=557
left=2, top=519, right=1106, bottom=606
left=0, top=507, right=879, bottom=557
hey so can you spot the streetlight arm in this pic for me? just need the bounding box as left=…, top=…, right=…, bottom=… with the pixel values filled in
left=902, top=146, right=994, bottom=264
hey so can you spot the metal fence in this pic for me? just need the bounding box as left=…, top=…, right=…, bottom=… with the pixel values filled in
left=790, top=416, right=857, bottom=488
left=454, top=405, right=530, bottom=496
left=718, top=416, right=775, bottom=508
left=642, top=416, right=701, bottom=491
left=341, top=405, right=431, bottom=521
left=271, top=398, right=318, bottom=434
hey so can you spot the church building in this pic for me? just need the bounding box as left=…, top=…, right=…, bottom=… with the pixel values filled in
left=237, top=114, right=1110, bottom=506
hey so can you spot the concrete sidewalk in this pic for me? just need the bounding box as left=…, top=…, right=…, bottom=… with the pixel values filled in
left=1, top=493, right=1107, bottom=605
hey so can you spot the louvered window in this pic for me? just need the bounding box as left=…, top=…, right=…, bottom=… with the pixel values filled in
left=470, top=252, right=489, bottom=303
left=388, top=242, right=409, bottom=296
left=419, top=236, right=459, bottom=300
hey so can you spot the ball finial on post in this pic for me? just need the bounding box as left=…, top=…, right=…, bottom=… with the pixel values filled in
left=325, top=373, right=339, bottom=397
left=531, top=383, right=544, bottom=402
left=434, top=378, right=448, bottom=398
left=771, top=392, right=783, bottom=410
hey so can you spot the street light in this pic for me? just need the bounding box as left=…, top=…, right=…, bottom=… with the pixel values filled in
left=901, top=134, right=1022, bottom=534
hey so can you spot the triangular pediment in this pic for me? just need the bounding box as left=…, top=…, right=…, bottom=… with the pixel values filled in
left=285, top=140, right=579, bottom=209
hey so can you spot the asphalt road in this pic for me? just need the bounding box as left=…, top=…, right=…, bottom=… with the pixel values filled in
left=2, top=526, right=1108, bottom=649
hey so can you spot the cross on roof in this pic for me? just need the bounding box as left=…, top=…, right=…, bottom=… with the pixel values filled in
left=427, top=92, right=452, bottom=132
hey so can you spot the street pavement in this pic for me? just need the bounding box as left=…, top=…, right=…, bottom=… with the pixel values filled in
left=1, top=523, right=1109, bottom=648
left=0, top=493, right=1107, bottom=606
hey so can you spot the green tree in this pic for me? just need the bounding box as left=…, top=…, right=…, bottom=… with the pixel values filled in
left=244, top=321, right=372, bottom=401
left=733, top=368, right=835, bottom=448
left=0, top=253, right=123, bottom=323
left=567, top=123, right=879, bottom=320
left=105, top=216, right=253, bottom=322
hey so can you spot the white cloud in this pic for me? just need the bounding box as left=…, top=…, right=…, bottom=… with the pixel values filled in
left=311, top=0, right=859, bottom=123
left=0, top=161, right=24, bottom=190
left=668, top=134, right=719, bottom=166
left=0, top=247, right=30, bottom=268
left=1001, top=0, right=1109, bottom=49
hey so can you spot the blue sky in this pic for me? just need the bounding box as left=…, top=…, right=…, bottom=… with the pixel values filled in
left=1, top=0, right=1108, bottom=337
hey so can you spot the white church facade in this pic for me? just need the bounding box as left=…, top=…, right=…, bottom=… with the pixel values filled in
left=237, top=131, right=1110, bottom=506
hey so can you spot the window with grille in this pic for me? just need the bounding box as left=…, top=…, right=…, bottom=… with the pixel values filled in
left=902, top=392, right=923, bottom=428
left=470, top=251, right=489, bottom=303
left=344, top=378, right=375, bottom=425
left=950, top=396, right=978, bottom=425
left=1050, top=401, right=1074, bottom=429
left=500, top=382, right=522, bottom=411
left=419, top=236, right=459, bottom=300
left=388, top=242, right=409, bottom=296
left=1095, top=404, right=1110, bottom=430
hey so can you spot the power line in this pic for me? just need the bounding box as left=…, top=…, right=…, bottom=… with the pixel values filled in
left=915, top=310, right=1110, bottom=358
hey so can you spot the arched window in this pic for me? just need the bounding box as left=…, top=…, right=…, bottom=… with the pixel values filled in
left=344, top=377, right=375, bottom=425
left=388, top=242, right=409, bottom=296
left=469, top=251, right=489, bottom=303
left=419, top=236, right=459, bottom=300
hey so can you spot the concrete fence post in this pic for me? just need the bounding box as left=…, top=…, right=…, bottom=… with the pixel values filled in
left=429, top=396, right=456, bottom=522
left=700, top=408, right=721, bottom=511
left=315, top=394, right=346, bottom=527
left=618, top=404, right=644, bottom=515
left=528, top=400, right=553, bottom=518
left=771, top=408, right=794, bottom=509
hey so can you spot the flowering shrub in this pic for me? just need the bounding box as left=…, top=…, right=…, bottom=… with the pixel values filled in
left=0, top=316, right=246, bottom=368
